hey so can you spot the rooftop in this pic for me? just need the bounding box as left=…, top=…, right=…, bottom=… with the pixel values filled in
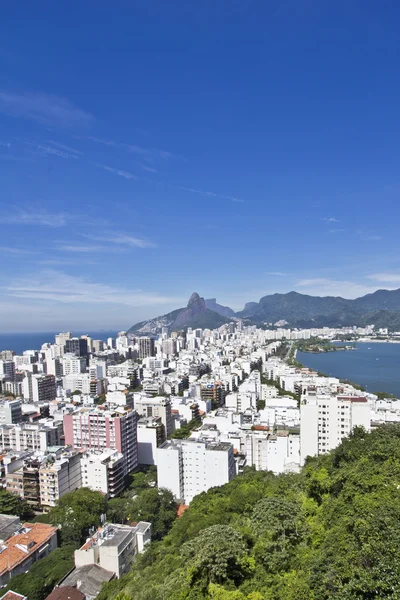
left=45, top=587, right=85, bottom=600
left=0, top=516, right=21, bottom=543
left=61, top=564, right=114, bottom=597
left=0, top=592, right=27, bottom=600
left=0, top=522, right=58, bottom=575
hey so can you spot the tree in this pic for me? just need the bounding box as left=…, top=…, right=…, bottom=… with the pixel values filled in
left=49, top=487, right=106, bottom=544
left=0, top=490, right=30, bottom=518
left=129, top=487, right=176, bottom=541
left=182, top=525, right=248, bottom=586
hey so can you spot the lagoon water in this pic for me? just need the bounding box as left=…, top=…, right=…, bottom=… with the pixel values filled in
left=297, top=342, right=400, bottom=397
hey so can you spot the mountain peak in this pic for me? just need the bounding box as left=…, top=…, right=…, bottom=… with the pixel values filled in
left=188, top=292, right=201, bottom=306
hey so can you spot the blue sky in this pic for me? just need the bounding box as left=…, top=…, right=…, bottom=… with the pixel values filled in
left=1, top=1, right=400, bottom=332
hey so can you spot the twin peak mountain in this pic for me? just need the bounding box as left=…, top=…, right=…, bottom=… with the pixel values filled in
left=128, top=293, right=234, bottom=335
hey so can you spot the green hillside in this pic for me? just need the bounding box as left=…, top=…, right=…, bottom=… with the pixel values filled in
left=98, top=424, right=400, bottom=599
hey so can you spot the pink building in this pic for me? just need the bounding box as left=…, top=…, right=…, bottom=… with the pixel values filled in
left=63, top=408, right=138, bottom=475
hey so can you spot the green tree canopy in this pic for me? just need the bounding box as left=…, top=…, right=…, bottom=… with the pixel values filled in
left=0, top=490, right=30, bottom=518
left=49, top=487, right=106, bottom=544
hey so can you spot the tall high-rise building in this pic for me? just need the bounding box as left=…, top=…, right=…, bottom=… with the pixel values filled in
left=63, top=408, right=139, bottom=475
left=0, top=361, right=15, bottom=381
left=157, top=439, right=235, bottom=504
left=22, top=374, right=56, bottom=403
left=0, top=400, right=22, bottom=425
left=65, top=338, right=88, bottom=357
left=55, top=332, right=71, bottom=352
left=300, top=394, right=371, bottom=464
left=138, top=337, right=155, bottom=359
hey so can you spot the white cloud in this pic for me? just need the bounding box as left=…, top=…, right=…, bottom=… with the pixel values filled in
left=367, top=273, right=400, bottom=283
left=36, top=144, right=79, bottom=160
left=0, top=209, right=68, bottom=227
left=95, top=163, right=137, bottom=180
left=0, top=90, right=94, bottom=127
left=266, top=271, right=287, bottom=276
left=88, top=136, right=182, bottom=161
left=177, top=185, right=244, bottom=203
left=0, top=246, right=37, bottom=255
left=3, top=270, right=183, bottom=307
left=139, top=163, right=157, bottom=173
left=323, top=217, right=339, bottom=223
left=0, top=207, right=109, bottom=229
left=58, top=245, right=110, bottom=253
left=295, top=277, right=392, bottom=298
left=83, top=231, right=156, bottom=249
left=106, top=232, right=156, bottom=249
left=47, top=140, right=83, bottom=155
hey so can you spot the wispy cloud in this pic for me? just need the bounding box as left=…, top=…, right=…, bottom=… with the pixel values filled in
left=58, top=244, right=110, bottom=253
left=367, top=273, right=400, bottom=283
left=47, top=140, right=83, bottom=155
left=94, top=163, right=137, bottom=180
left=0, top=246, right=37, bottom=255
left=355, top=229, right=383, bottom=242
left=36, top=144, right=79, bottom=160
left=87, top=136, right=183, bottom=162
left=139, top=163, right=157, bottom=173
left=0, top=207, right=108, bottom=228
left=295, top=277, right=391, bottom=298
left=3, top=270, right=182, bottom=306
left=0, top=141, right=11, bottom=148
left=177, top=185, right=244, bottom=204
left=84, top=231, right=156, bottom=249
left=364, top=234, right=382, bottom=241
left=0, top=209, right=69, bottom=227
left=266, top=271, right=287, bottom=276
left=323, top=217, right=339, bottom=223
left=0, top=90, right=94, bottom=127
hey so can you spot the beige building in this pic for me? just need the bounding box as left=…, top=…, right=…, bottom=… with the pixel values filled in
left=74, top=522, right=151, bottom=579
left=39, top=452, right=82, bottom=507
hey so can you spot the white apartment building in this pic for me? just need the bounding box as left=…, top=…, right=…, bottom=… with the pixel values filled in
left=157, top=438, right=235, bottom=504
left=244, top=430, right=300, bottom=473
left=134, top=395, right=173, bottom=438
left=0, top=422, right=60, bottom=452
left=300, top=394, right=371, bottom=464
left=62, top=355, right=86, bottom=376
left=39, top=452, right=82, bottom=507
left=63, top=373, right=102, bottom=396
left=106, top=390, right=134, bottom=408
left=80, top=449, right=125, bottom=497
left=260, top=384, right=279, bottom=400
left=137, top=417, right=165, bottom=465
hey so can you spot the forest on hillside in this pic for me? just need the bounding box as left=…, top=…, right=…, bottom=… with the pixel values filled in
left=98, top=424, right=400, bottom=600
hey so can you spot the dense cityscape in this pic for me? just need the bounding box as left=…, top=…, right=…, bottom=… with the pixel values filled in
left=0, top=318, right=398, bottom=598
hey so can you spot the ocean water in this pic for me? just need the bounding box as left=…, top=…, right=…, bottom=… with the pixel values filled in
left=297, top=342, right=400, bottom=397
left=0, top=331, right=118, bottom=355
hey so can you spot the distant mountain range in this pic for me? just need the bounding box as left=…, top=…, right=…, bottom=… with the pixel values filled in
left=128, top=288, right=400, bottom=334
